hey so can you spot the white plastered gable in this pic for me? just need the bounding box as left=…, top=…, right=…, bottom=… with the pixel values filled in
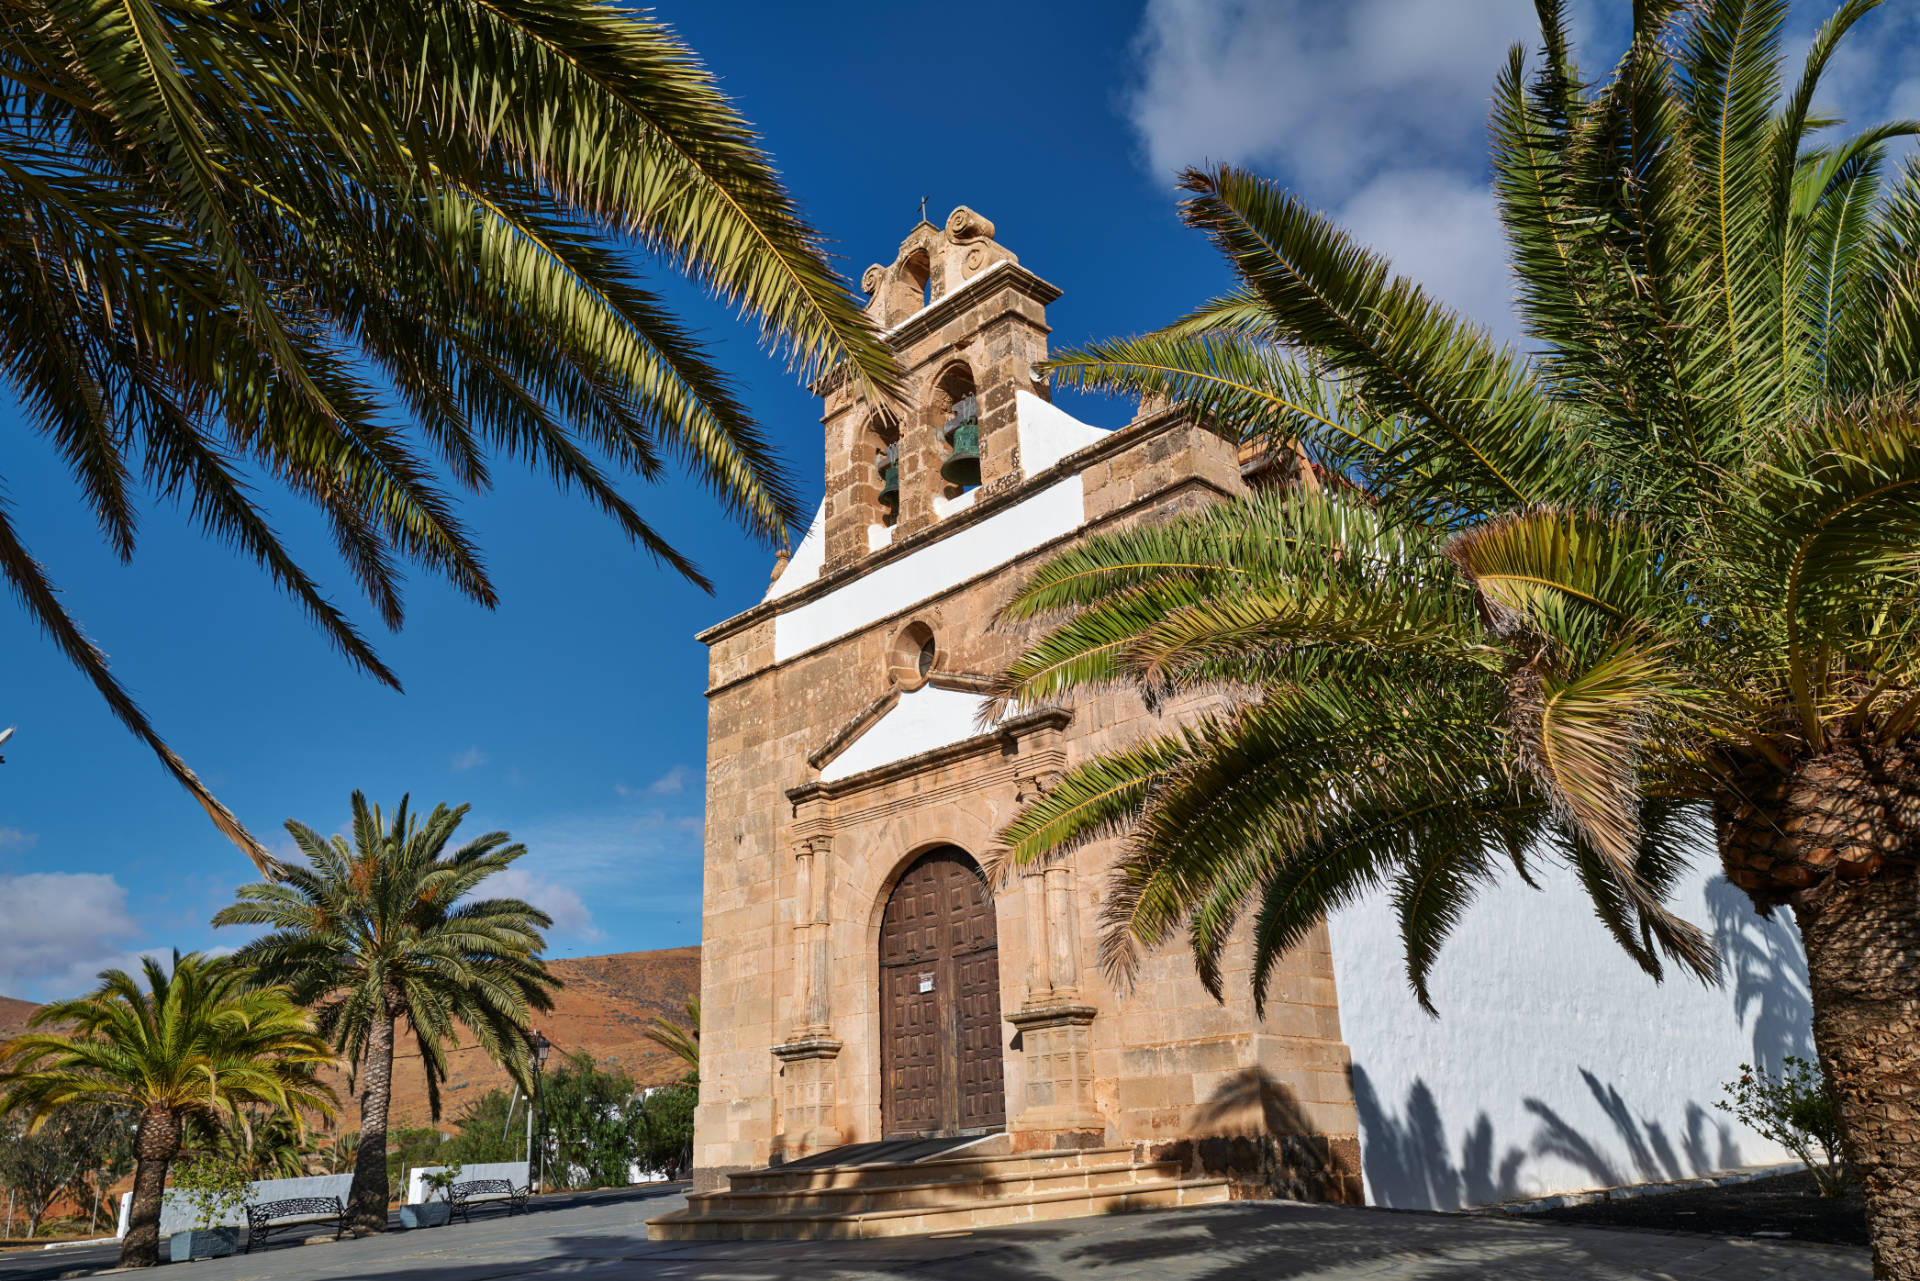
left=817, top=685, right=994, bottom=783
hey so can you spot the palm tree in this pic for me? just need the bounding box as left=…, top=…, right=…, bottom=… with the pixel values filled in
left=0, top=3, right=898, bottom=872
left=0, top=954, right=335, bottom=1268
left=993, top=2, right=1920, bottom=1274
left=213, top=792, right=560, bottom=1234
left=645, top=997, right=700, bottom=1085
left=198, top=1108, right=329, bottom=1181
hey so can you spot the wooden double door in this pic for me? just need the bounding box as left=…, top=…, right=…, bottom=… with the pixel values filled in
left=879, top=847, right=1006, bottom=1137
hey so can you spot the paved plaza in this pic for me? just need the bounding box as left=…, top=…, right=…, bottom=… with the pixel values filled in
left=0, top=1184, right=1869, bottom=1281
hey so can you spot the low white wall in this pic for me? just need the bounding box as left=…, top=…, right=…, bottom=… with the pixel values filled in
left=120, top=1173, right=355, bottom=1238
left=1329, top=846, right=1813, bottom=1209
left=404, top=1161, right=530, bottom=1205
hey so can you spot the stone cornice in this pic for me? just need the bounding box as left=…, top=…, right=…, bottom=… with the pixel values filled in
left=881, top=259, right=1062, bottom=352
left=808, top=259, right=1064, bottom=398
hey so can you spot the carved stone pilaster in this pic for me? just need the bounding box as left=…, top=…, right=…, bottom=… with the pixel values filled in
left=787, top=796, right=837, bottom=1039
left=771, top=1036, right=844, bottom=1161
left=1007, top=1002, right=1102, bottom=1137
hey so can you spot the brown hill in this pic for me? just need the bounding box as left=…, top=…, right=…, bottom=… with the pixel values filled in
left=0, top=994, right=42, bottom=1040
left=373, top=945, right=701, bottom=1131
left=0, top=946, right=701, bottom=1134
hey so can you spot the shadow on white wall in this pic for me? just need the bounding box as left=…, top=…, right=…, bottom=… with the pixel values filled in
left=1350, top=1066, right=1749, bottom=1210
left=1333, top=860, right=1817, bottom=1210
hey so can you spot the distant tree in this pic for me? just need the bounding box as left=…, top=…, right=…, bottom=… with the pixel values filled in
left=630, top=1086, right=696, bottom=1182
left=62, top=1106, right=135, bottom=1235
left=645, top=999, right=701, bottom=1086
left=540, top=1053, right=637, bottom=1191
left=0, top=1111, right=104, bottom=1237
left=214, top=792, right=560, bottom=1233
left=383, top=1127, right=454, bottom=1199
left=446, top=1090, right=522, bottom=1167
left=0, top=955, right=334, bottom=1267
left=323, top=1132, right=360, bottom=1177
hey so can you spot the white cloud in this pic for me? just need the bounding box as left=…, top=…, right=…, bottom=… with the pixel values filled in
left=0, top=872, right=148, bottom=998
left=1123, top=0, right=1589, bottom=340
left=0, top=827, right=36, bottom=852
left=1336, top=169, right=1516, bottom=337
left=616, top=765, right=695, bottom=798
left=1123, top=3, right=1920, bottom=346
left=451, top=746, right=488, bottom=772
left=646, top=765, right=691, bottom=796
left=487, top=866, right=598, bottom=941
left=1125, top=0, right=1587, bottom=199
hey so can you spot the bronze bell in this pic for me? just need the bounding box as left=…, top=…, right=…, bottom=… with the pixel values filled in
left=939, top=394, right=981, bottom=488
left=876, top=443, right=900, bottom=513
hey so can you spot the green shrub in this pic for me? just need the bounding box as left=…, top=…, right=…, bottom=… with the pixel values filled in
left=170, top=1155, right=251, bottom=1230
left=1718, top=1056, right=1850, bottom=1196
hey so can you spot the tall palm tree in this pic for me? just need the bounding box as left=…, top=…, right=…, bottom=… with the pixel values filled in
left=0, top=954, right=335, bottom=1268
left=213, top=792, right=560, bottom=1234
left=0, top=2, right=898, bottom=872
left=993, top=2, right=1920, bottom=1274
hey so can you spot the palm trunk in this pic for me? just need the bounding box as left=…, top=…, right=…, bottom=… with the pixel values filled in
left=1718, top=737, right=1920, bottom=1278
left=1793, top=865, right=1920, bottom=1280
left=347, top=1011, right=396, bottom=1234
left=118, top=1107, right=180, bottom=1269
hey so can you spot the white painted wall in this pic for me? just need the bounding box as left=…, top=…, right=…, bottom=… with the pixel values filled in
left=819, top=686, right=992, bottom=782
left=1328, top=847, right=1813, bottom=1209
left=405, top=1160, right=530, bottom=1204
left=765, top=502, right=826, bottom=601
left=1015, top=390, right=1111, bottom=475
left=772, top=477, right=1084, bottom=663
left=131, top=1173, right=355, bottom=1238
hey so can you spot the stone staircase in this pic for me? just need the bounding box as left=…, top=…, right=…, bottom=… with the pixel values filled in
left=645, top=1139, right=1231, bottom=1241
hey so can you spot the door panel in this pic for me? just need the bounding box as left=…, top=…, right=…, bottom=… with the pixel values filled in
left=879, top=847, right=1006, bottom=1137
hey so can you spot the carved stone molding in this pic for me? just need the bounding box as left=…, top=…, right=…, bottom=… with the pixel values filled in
left=1006, top=1002, right=1097, bottom=1032
left=945, top=205, right=996, bottom=243
left=772, top=1034, right=844, bottom=1063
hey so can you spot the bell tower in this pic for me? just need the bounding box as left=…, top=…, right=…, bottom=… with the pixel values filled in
left=816, top=206, right=1060, bottom=569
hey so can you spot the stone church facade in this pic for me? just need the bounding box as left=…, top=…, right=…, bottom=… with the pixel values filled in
left=690, top=207, right=1361, bottom=1202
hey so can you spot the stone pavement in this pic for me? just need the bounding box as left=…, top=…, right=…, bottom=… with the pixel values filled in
left=0, top=1185, right=1867, bottom=1281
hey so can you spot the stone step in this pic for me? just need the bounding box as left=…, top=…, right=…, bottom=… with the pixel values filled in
left=646, top=1175, right=1231, bottom=1242
left=679, top=1159, right=1188, bottom=1217
left=726, top=1144, right=1137, bottom=1193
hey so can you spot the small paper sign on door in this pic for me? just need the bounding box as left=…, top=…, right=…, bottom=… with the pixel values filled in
left=918, top=973, right=935, bottom=993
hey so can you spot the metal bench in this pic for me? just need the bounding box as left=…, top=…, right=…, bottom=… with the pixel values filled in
left=449, top=1178, right=530, bottom=1222
left=242, top=1195, right=349, bottom=1253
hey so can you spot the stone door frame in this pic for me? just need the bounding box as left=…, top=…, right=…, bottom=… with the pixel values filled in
left=776, top=708, right=1072, bottom=1157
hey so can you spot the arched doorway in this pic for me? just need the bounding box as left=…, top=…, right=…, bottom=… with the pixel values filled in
left=879, top=847, right=1006, bottom=1137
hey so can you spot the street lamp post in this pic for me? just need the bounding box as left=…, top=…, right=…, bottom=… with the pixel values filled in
left=531, top=1031, right=551, bottom=1194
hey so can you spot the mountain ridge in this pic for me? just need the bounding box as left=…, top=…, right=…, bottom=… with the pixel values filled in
left=0, top=946, right=702, bottom=1132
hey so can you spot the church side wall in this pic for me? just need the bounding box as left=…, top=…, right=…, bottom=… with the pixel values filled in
left=1329, top=844, right=1810, bottom=1208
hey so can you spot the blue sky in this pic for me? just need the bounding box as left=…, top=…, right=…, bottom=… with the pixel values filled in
left=3, top=1, right=1917, bottom=998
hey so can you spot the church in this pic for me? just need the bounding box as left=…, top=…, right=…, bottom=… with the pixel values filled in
left=648, top=209, right=1809, bottom=1240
